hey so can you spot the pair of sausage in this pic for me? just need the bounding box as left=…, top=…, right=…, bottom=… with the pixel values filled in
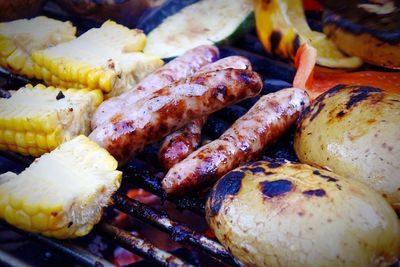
left=158, top=56, right=252, bottom=170
left=89, top=68, right=263, bottom=164
left=162, top=88, right=310, bottom=195
left=91, top=45, right=220, bottom=129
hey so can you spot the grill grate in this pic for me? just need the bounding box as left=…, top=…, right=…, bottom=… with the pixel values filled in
left=0, top=1, right=298, bottom=266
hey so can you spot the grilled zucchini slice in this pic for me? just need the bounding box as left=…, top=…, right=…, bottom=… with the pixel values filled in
left=144, top=0, right=254, bottom=59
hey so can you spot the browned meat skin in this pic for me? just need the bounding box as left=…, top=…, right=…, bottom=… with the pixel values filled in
left=158, top=117, right=207, bottom=170
left=89, top=69, right=263, bottom=164
left=91, top=45, right=219, bottom=129
left=158, top=56, right=253, bottom=170
left=162, top=88, right=310, bottom=195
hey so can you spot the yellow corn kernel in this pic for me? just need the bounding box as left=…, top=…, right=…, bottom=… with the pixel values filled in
left=0, top=195, right=8, bottom=217
left=32, top=213, right=49, bottom=231
left=0, top=130, right=4, bottom=143
left=46, top=131, right=59, bottom=150
left=25, top=132, right=36, bottom=147
left=3, top=129, right=15, bottom=145
left=7, top=49, right=27, bottom=71
left=15, top=210, right=31, bottom=229
left=42, top=113, right=58, bottom=133
left=9, top=194, right=23, bottom=210
left=41, top=67, right=52, bottom=81
left=78, top=66, right=91, bottom=84
left=22, top=59, right=34, bottom=79
left=28, top=147, right=41, bottom=157
left=75, top=224, right=94, bottom=237
left=23, top=198, right=41, bottom=216
left=0, top=40, right=16, bottom=57
left=15, top=132, right=27, bottom=147
left=36, top=133, right=47, bottom=149
left=48, top=213, right=66, bottom=230
left=99, top=71, right=114, bottom=93
left=4, top=205, right=17, bottom=225
left=33, top=63, right=43, bottom=80
left=31, top=51, right=43, bottom=66
left=87, top=69, right=103, bottom=89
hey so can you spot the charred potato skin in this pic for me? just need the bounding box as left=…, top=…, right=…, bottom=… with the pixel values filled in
left=294, top=85, right=400, bottom=211
left=206, top=160, right=400, bottom=267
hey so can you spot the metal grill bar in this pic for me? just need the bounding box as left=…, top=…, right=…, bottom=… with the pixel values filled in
left=112, top=194, right=243, bottom=267
left=0, top=221, right=114, bottom=267
left=0, top=250, right=32, bottom=267
left=96, top=223, right=191, bottom=267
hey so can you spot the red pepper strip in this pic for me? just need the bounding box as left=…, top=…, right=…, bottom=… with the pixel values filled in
left=293, top=44, right=400, bottom=100
left=302, top=0, right=323, bottom=11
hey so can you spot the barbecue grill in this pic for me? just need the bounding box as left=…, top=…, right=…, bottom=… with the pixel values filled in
left=0, top=1, right=381, bottom=266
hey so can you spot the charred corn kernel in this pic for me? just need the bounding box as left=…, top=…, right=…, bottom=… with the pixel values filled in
left=0, top=84, right=103, bottom=156
left=0, top=17, right=76, bottom=78
left=32, top=20, right=163, bottom=95
left=0, top=136, right=122, bottom=239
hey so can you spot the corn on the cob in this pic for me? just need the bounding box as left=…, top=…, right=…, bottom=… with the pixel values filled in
left=32, top=20, right=164, bottom=97
left=0, top=135, right=122, bottom=239
left=0, top=84, right=103, bottom=156
left=0, top=16, right=76, bottom=78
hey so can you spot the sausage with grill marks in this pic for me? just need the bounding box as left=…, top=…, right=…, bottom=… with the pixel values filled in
left=89, top=68, right=263, bottom=164
left=162, top=88, right=310, bottom=195
left=158, top=56, right=252, bottom=170
left=91, top=45, right=219, bottom=129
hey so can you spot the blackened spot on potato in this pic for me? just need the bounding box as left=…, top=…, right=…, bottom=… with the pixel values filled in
left=313, top=170, right=338, bottom=182
left=270, top=31, right=282, bottom=54
left=336, top=111, right=346, bottom=118
left=292, top=35, right=300, bottom=55
left=259, top=179, right=293, bottom=198
left=326, top=84, right=346, bottom=97
left=303, top=189, right=326, bottom=197
left=310, top=102, right=326, bottom=122
left=346, top=86, right=383, bottom=109
left=208, top=171, right=245, bottom=216
left=336, top=184, right=342, bottom=190
left=249, top=167, right=266, bottom=174
left=268, top=162, right=282, bottom=168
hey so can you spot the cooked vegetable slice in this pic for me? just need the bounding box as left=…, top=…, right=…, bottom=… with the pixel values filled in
left=294, top=44, right=400, bottom=100
left=32, top=20, right=164, bottom=97
left=0, top=16, right=76, bottom=78
left=0, top=84, right=103, bottom=156
left=254, top=0, right=362, bottom=69
left=144, top=0, right=254, bottom=59
left=0, top=135, right=122, bottom=239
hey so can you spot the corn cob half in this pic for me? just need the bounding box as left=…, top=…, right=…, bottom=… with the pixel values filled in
left=0, top=135, right=122, bottom=239
left=0, top=84, right=103, bottom=156
left=32, top=20, right=164, bottom=97
left=0, top=16, right=76, bottom=78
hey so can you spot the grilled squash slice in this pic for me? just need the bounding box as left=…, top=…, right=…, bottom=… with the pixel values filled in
left=0, top=135, right=122, bottom=239
left=32, top=20, right=164, bottom=97
left=0, top=84, right=103, bottom=156
left=0, top=16, right=76, bottom=78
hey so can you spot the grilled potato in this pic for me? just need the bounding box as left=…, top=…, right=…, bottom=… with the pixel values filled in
left=294, top=85, right=400, bottom=211
left=206, top=160, right=400, bottom=267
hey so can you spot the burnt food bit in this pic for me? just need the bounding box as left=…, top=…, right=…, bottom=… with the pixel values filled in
left=346, top=86, right=383, bottom=110
left=313, top=170, right=338, bottom=182
left=56, top=91, right=65, bottom=100
left=270, top=30, right=282, bottom=55
left=303, top=189, right=326, bottom=197
left=259, top=179, right=293, bottom=198
left=208, top=171, right=245, bottom=216
left=267, top=162, right=282, bottom=168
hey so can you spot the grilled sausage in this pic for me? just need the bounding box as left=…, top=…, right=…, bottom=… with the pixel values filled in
left=89, top=68, right=263, bottom=164
left=91, top=45, right=219, bottom=129
left=158, top=56, right=252, bottom=170
left=162, top=88, right=310, bottom=195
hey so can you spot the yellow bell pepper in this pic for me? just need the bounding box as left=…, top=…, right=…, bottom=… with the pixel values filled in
left=254, top=0, right=362, bottom=69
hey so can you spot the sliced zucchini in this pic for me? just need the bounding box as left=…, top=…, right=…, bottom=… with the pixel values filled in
left=144, top=0, right=254, bottom=59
